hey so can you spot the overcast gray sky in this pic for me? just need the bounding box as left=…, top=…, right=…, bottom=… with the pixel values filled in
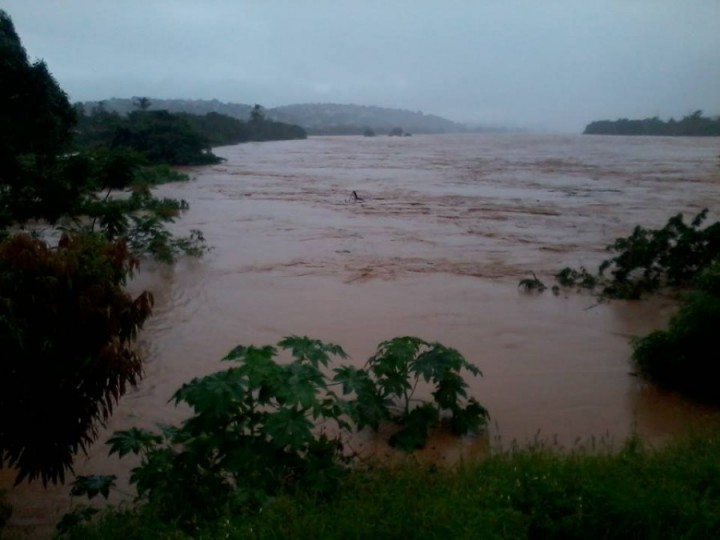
left=4, top=0, right=719, bottom=132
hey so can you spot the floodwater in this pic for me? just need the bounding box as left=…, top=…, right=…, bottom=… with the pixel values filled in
left=3, top=133, right=720, bottom=537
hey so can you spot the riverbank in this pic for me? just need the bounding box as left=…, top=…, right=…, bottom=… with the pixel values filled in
left=61, top=424, right=720, bottom=539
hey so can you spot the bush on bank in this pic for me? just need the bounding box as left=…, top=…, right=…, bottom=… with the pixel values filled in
left=631, top=261, right=720, bottom=403
left=549, top=210, right=720, bottom=403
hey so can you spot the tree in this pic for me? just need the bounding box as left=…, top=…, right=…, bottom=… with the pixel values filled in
left=0, top=10, right=79, bottom=225
left=250, top=104, right=265, bottom=124
left=0, top=10, right=195, bottom=487
left=0, top=233, right=153, bottom=485
left=132, top=96, right=151, bottom=111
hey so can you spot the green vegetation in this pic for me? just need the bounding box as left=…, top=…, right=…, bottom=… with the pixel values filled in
left=176, top=111, right=252, bottom=146
left=61, top=427, right=720, bottom=539
left=553, top=209, right=720, bottom=300
left=554, top=266, right=597, bottom=290
left=360, top=337, right=487, bottom=451
left=0, top=11, right=207, bottom=260
left=0, top=8, right=205, bottom=494
left=76, top=102, right=306, bottom=153
left=61, top=336, right=486, bottom=532
left=75, top=107, right=221, bottom=165
left=0, top=233, right=153, bottom=485
left=547, top=209, right=720, bottom=403
left=0, top=10, right=79, bottom=226
left=631, top=261, right=720, bottom=403
left=584, top=110, right=720, bottom=136
left=243, top=104, right=307, bottom=142
left=518, top=272, right=547, bottom=293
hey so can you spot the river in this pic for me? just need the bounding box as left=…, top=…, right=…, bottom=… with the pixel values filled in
left=3, top=133, right=720, bottom=537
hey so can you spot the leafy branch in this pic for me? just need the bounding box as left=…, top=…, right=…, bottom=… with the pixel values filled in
left=554, top=209, right=720, bottom=299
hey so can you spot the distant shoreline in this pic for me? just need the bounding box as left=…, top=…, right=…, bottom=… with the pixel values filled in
left=584, top=111, right=720, bottom=136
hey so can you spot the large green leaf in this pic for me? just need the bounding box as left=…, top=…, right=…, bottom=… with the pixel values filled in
left=449, top=398, right=490, bottom=435
left=222, top=344, right=275, bottom=363
left=279, top=335, right=347, bottom=367
left=431, top=372, right=468, bottom=410
left=275, top=363, right=325, bottom=409
left=264, top=408, right=314, bottom=450
left=172, top=369, right=247, bottom=419
left=236, top=346, right=284, bottom=389
left=107, top=427, right=162, bottom=458
left=347, top=387, right=390, bottom=431
left=369, top=336, right=426, bottom=373
left=388, top=404, right=439, bottom=451
left=332, top=365, right=373, bottom=395
left=70, top=474, right=116, bottom=500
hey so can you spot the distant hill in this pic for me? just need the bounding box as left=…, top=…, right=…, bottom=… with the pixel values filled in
left=81, top=98, right=476, bottom=135
left=584, top=110, right=720, bottom=136
left=267, top=103, right=465, bottom=135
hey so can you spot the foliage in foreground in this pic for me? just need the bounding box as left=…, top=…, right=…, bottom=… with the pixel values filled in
left=61, top=427, right=720, bottom=540
left=67, top=336, right=486, bottom=530
left=0, top=10, right=207, bottom=262
left=631, top=261, right=720, bottom=403
left=0, top=233, right=153, bottom=485
left=553, top=209, right=720, bottom=299
left=0, top=13, right=205, bottom=494
left=0, top=490, right=10, bottom=531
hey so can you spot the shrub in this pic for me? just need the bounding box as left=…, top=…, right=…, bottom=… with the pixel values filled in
left=351, top=337, right=488, bottom=451
left=631, top=261, right=720, bottom=402
left=94, top=336, right=487, bottom=529
left=555, top=209, right=720, bottom=299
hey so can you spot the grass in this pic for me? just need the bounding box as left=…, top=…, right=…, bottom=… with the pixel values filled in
left=59, top=427, right=720, bottom=540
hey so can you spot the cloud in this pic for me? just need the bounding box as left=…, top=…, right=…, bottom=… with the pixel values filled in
left=4, top=0, right=719, bottom=132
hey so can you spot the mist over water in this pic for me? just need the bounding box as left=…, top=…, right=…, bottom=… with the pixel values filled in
left=4, top=133, right=720, bottom=537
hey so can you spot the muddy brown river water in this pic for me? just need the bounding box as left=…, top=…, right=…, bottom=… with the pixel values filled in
left=3, top=133, right=720, bottom=537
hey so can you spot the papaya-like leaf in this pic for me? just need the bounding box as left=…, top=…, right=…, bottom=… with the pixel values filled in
left=369, top=336, right=426, bottom=372
left=347, top=388, right=390, bottom=431
left=332, top=365, right=372, bottom=395
left=222, top=344, right=276, bottom=364
left=279, top=335, right=347, bottom=367
left=449, top=398, right=490, bottom=436
left=56, top=506, right=99, bottom=535
left=275, top=363, right=324, bottom=409
left=431, top=372, right=468, bottom=410
left=264, top=408, right=314, bottom=450
left=389, top=404, right=439, bottom=451
left=70, top=474, right=117, bottom=500
left=412, top=343, right=464, bottom=381
left=107, top=427, right=162, bottom=458
left=235, top=346, right=283, bottom=388
left=172, top=369, right=246, bottom=419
